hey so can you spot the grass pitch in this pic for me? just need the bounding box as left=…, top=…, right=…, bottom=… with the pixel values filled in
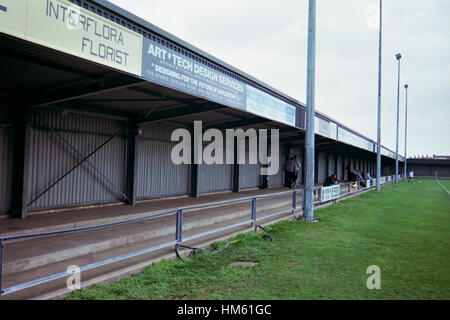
left=68, top=179, right=450, bottom=300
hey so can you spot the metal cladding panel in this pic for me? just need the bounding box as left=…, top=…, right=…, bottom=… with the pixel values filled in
left=318, top=152, right=327, bottom=182
left=431, top=165, right=450, bottom=177
left=28, top=109, right=127, bottom=210
left=199, top=163, right=233, bottom=194
left=329, top=155, right=336, bottom=176
left=268, top=149, right=284, bottom=187
left=337, top=155, right=343, bottom=180
left=136, top=123, right=190, bottom=199
left=0, top=125, right=13, bottom=213
left=240, top=163, right=260, bottom=189
left=344, top=158, right=350, bottom=180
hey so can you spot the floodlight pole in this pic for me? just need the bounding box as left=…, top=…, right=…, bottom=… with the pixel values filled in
left=303, top=0, right=316, bottom=221
left=376, top=0, right=383, bottom=191
left=404, top=84, right=408, bottom=180
left=395, top=53, right=402, bottom=183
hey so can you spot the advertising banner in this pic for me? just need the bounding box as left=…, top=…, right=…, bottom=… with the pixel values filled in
left=141, top=37, right=297, bottom=126
left=350, top=183, right=358, bottom=192
left=246, top=85, right=296, bottom=126
left=315, top=116, right=330, bottom=138
left=320, top=184, right=340, bottom=202
left=142, top=37, right=247, bottom=111
left=1, top=0, right=298, bottom=127
left=0, top=0, right=143, bottom=75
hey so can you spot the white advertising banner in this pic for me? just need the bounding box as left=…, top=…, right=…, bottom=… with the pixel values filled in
left=320, top=185, right=340, bottom=202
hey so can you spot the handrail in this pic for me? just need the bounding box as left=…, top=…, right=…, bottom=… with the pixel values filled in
left=0, top=175, right=396, bottom=296
left=1, top=190, right=299, bottom=243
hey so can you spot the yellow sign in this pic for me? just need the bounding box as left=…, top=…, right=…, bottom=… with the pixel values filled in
left=0, top=0, right=142, bottom=76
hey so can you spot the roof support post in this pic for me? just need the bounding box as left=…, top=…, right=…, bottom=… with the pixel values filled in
left=303, top=0, right=317, bottom=221
left=126, top=121, right=138, bottom=205
left=233, top=140, right=240, bottom=193
left=11, top=110, right=32, bottom=218
left=314, top=149, right=319, bottom=184
left=284, top=144, right=291, bottom=187
left=334, top=153, right=338, bottom=176
left=190, top=126, right=200, bottom=197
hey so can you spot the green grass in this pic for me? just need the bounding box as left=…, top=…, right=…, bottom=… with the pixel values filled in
left=68, top=179, right=450, bottom=300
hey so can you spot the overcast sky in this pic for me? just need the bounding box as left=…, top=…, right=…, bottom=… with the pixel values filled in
left=110, top=0, right=449, bottom=158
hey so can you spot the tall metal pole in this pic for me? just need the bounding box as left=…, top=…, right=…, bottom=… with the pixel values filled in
left=303, top=0, right=316, bottom=221
left=395, top=53, right=402, bottom=183
left=404, top=84, right=408, bottom=180
left=376, top=0, right=383, bottom=191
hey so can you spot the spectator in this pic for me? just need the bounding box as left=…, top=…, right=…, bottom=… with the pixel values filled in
left=346, top=166, right=353, bottom=181
left=284, top=156, right=296, bottom=188
left=293, top=155, right=301, bottom=187
left=408, top=170, right=414, bottom=183
left=356, top=170, right=366, bottom=188
left=323, top=174, right=338, bottom=187
left=346, top=166, right=358, bottom=182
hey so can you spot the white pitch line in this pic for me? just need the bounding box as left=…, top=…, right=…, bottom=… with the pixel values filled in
left=436, top=178, right=450, bottom=195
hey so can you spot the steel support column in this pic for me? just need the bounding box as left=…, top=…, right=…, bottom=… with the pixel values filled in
left=301, top=147, right=306, bottom=185
left=334, top=153, right=338, bottom=176
left=233, top=141, right=240, bottom=193
left=376, top=0, right=383, bottom=191
left=314, top=149, right=319, bottom=184
left=190, top=126, right=200, bottom=197
left=126, top=121, right=138, bottom=205
left=11, top=111, right=32, bottom=218
left=303, top=0, right=317, bottom=221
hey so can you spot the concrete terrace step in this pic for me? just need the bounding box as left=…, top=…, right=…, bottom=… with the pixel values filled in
left=0, top=185, right=377, bottom=300
left=0, top=187, right=300, bottom=238
left=2, top=195, right=297, bottom=275
left=1, top=205, right=301, bottom=300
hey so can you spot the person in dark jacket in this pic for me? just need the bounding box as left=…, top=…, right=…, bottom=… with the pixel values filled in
left=323, top=174, right=338, bottom=187
left=284, top=157, right=296, bottom=188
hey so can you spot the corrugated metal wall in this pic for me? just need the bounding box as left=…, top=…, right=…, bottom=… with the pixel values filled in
left=0, top=123, right=13, bottom=213
left=344, top=157, right=350, bottom=180
left=136, top=122, right=190, bottom=199
left=240, top=163, right=260, bottom=189
left=337, top=155, right=343, bottom=180
left=268, top=148, right=284, bottom=187
left=28, top=108, right=127, bottom=210
left=239, top=147, right=260, bottom=189
left=329, top=154, right=336, bottom=176
left=318, top=152, right=326, bottom=182
left=198, top=141, right=233, bottom=194
left=199, top=162, right=233, bottom=193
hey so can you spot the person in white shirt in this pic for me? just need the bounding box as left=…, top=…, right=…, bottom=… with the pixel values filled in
left=408, top=170, right=414, bottom=183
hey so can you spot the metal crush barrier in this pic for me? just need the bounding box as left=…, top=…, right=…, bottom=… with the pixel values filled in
left=0, top=175, right=396, bottom=296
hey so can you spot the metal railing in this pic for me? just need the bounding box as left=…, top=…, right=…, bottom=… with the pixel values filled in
left=0, top=175, right=396, bottom=296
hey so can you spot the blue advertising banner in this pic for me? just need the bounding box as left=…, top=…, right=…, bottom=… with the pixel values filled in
left=142, top=38, right=247, bottom=110
left=141, top=37, right=297, bottom=127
